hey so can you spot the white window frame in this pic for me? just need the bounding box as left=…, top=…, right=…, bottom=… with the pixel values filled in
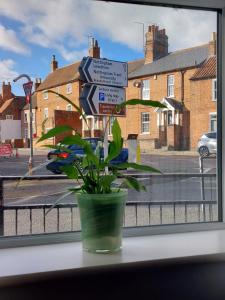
left=66, top=104, right=72, bottom=111
left=66, top=83, right=72, bottom=94
left=167, top=74, right=174, bottom=97
left=44, top=108, right=48, bottom=119
left=5, top=115, right=13, bottom=120
left=209, top=112, right=217, bottom=132
left=141, top=79, right=150, bottom=100
left=43, top=90, right=48, bottom=100
left=141, top=112, right=150, bottom=134
left=212, top=78, right=217, bottom=101
left=0, top=0, right=223, bottom=251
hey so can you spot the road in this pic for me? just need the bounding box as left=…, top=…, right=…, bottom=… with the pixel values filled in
left=0, top=153, right=217, bottom=205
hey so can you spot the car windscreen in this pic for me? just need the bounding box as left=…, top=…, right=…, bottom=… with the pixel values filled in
left=206, top=132, right=217, bottom=139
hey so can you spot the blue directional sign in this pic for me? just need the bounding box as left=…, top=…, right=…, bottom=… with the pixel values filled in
left=79, top=57, right=128, bottom=87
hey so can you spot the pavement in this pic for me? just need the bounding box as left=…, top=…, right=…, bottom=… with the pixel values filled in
left=14, top=147, right=199, bottom=157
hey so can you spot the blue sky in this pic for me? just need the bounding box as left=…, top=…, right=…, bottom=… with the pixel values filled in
left=0, top=0, right=217, bottom=95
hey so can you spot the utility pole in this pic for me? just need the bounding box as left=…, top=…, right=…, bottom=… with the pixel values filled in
left=13, top=74, right=33, bottom=175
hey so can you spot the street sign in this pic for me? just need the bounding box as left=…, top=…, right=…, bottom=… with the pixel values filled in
left=0, top=144, right=12, bottom=157
left=79, top=57, right=128, bottom=87
left=80, top=84, right=126, bottom=116
left=23, top=81, right=33, bottom=104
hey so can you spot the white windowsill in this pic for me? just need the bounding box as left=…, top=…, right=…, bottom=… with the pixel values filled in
left=1, top=229, right=225, bottom=285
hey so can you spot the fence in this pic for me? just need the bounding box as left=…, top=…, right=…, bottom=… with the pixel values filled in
left=0, top=174, right=217, bottom=236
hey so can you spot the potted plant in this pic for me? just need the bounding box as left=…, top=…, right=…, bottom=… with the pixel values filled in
left=38, top=93, right=165, bottom=253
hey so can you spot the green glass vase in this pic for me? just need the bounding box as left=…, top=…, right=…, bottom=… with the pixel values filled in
left=76, top=189, right=127, bottom=253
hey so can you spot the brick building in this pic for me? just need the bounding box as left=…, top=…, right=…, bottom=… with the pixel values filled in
left=0, top=82, right=26, bottom=147
left=35, top=39, right=102, bottom=146
left=117, top=25, right=217, bottom=152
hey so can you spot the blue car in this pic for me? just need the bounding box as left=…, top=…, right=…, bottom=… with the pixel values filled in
left=46, top=137, right=128, bottom=174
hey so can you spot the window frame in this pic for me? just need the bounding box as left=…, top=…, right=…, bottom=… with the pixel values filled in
left=212, top=78, right=217, bottom=101
left=66, top=104, right=72, bottom=111
left=209, top=112, right=217, bottom=132
left=5, top=115, right=13, bottom=120
left=167, top=74, right=175, bottom=97
left=43, top=90, right=48, bottom=100
left=0, top=0, right=224, bottom=250
left=141, top=112, right=150, bottom=134
left=141, top=79, right=150, bottom=100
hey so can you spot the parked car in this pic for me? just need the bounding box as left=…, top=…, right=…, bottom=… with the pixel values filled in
left=197, top=132, right=217, bottom=157
left=46, top=137, right=129, bottom=174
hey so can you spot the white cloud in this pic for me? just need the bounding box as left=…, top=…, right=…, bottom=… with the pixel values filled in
left=0, top=24, right=29, bottom=54
left=0, top=59, right=18, bottom=82
left=0, top=0, right=217, bottom=60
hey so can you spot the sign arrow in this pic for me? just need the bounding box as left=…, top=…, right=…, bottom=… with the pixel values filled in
left=79, top=57, right=128, bottom=87
left=80, top=84, right=126, bottom=116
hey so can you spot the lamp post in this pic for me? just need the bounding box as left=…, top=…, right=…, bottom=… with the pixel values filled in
left=13, top=74, right=33, bottom=175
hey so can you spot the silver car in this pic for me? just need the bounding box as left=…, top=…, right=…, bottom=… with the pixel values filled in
left=197, top=132, right=217, bottom=157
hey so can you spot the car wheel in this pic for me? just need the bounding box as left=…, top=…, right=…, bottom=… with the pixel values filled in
left=199, top=146, right=210, bottom=157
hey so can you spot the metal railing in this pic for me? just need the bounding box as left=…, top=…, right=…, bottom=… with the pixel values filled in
left=0, top=174, right=217, bottom=236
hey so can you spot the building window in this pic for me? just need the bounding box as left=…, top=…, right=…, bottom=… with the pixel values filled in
left=168, top=110, right=173, bottom=125
left=44, top=108, right=48, bottom=119
left=66, top=104, right=72, bottom=111
left=66, top=83, right=72, bottom=94
left=167, top=75, right=174, bottom=97
left=141, top=79, right=150, bottom=100
left=141, top=112, right=150, bottom=134
left=212, top=79, right=217, bottom=101
left=6, top=115, right=13, bottom=120
left=108, top=116, right=115, bottom=135
left=210, top=113, right=217, bottom=132
left=24, top=112, right=28, bottom=123
left=43, top=90, right=48, bottom=100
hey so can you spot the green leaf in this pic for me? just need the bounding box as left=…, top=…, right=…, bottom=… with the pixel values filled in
left=60, top=165, right=79, bottom=179
left=61, top=134, right=85, bottom=146
left=99, top=175, right=117, bottom=193
left=116, top=99, right=166, bottom=111
left=112, top=162, right=161, bottom=173
left=37, top=125, right=73, bottom=143
left=105, top=119, right=123, bottom=163
left=122, top=176, right=146, bottom=192
left=45, top=191, right=74, bottom=215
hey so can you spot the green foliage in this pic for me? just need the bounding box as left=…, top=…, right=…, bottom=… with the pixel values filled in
left=38, top=92, right=164, bottom=195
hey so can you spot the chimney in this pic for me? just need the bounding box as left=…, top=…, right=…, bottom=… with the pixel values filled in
left=89, top=38, right=100, bottom=58
left=51, top=55, right=58, bottom=72
left=2, top=81, right=12, bottom=101
left=34, top=78, right=42, bottom=90
left=145, top=25, right=168, bottom=64
left=208, top=32, right=216, bottom=56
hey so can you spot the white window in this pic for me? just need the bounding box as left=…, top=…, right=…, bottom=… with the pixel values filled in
left=24, top=112, right=28, bottom=123
left=167, top=111, right=173, bottom=125
left=66, top=83, right=72, bottom=94
left=167, top=75, right=174, bottom=97
left=43, top=90, right=48, bottom=100
left=212, top=79, right=217, bottom=101
left=44, top=108, right=48, bottom=119
left=141, top=112, right=150, bottom=134
left=66, top=104, right=72, bottom=111
left=6, top=115, right=13, bottom=120
left=141, top=79, right=150, bottom=100
left=108, top=116, right=115, bottom=135
left=210, top=113, right=217, bottom=132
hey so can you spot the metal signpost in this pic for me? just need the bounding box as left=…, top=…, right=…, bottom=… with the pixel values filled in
left=79, top=57, right=128, bottom=173
left=13, top=75, right=33, bottom=175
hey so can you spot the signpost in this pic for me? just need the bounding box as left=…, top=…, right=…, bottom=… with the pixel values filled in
left=80, top=84, right=126, bottom=116
left=79, top=57, right=128, bottom=87
left=79, top=57, right=128, bottom=174
left=13, top=75, right=33, bottom=175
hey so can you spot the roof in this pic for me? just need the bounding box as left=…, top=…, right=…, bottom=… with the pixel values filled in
left=128, top=58, right=144, bottom=74
left=128, top=44, right=209, bottom=79
left=36, top=61, right=80, bottom=91
left=190, top=56, right=216, bottom=80
left=0, top=97, right=26, bottom=113
left=164, top=97, right=183, bottom=110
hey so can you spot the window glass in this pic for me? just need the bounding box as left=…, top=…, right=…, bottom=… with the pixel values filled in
left=212, top=79, right=217, bottom=101
left=167, top=75, right=174, bottom=97
left=210, top=113, right=217, bottom=132
left=66, top=83, right=72, bottom=94
left=66, top=104, right=72, bottom=111
left=141, top=79, right=150, bottom=100
left=43, top=91, right=48, bottom=100
left=141, top=112, right=150, bottom=133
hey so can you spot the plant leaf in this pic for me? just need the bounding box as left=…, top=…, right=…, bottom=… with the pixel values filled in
left=112, top=162, right=161, bottom=173
left=60, top=165, right=79, bottom=179
left=37, top=125, right=73, bottom=143
left=105, top=119, right=123, bottom=163
left=99, top=175, right=117, bottom=193
left=45, top=191, right=73, bottom=215
left=116, top=99, right=166, bottom=111
left=122, top=176, right=146, bottom=192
